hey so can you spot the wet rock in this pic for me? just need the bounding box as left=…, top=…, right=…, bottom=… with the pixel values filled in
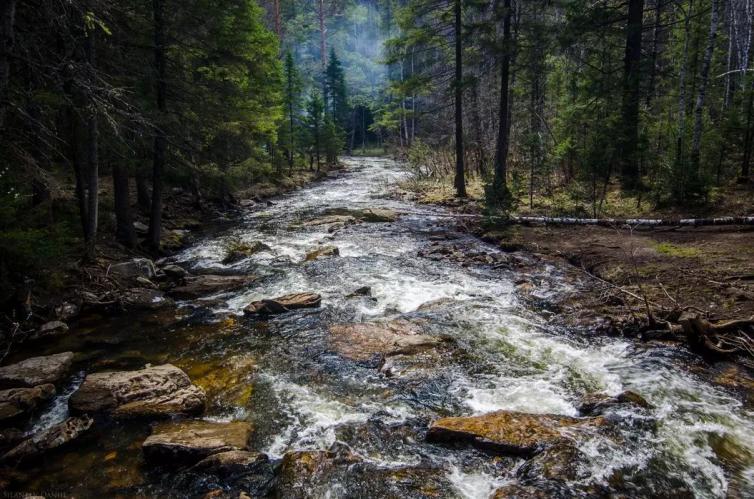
left=109, top=258, right=156, bottom=280
left=142, top=420, right=253, bottom=465
left=276, top=450, right=360, bottom=494
left=517, top=444, right=589, bottom=482
left=710, top=362, right=754, bottom=406
left=222, top=240, right=271, bottom=265
left=301, top=214, right=357, bottom=227
left=357, top=208, right=398, bottom=223
left=491, top=483, right=550, bottom=498
left=135, top=276, right=157, bottom=289
left=427, top=410, right=604, bottom=456
left=183, top=354, right=256, bottom=408
left=0, top=352, right=74, bottom=388
left=327, top=322, right=444, bottom=363
left=1, top=416, right=93, bottom=464
left=0, top=384, right=55, bottom=423
left=347, top=286, right=372, bottom=298
left=244, top=292, right=321, bottom=315
left=162, top=264, right=190, bottom=280
left=180, top=451, right=277, bottom=498
left=304, top=245, right=339, bottom=262
left=578, top=390, right=651, bottom=416
left=30, top=320, right=69, bottom=340
left=69, top=364, right=206, bottom=418
left=170, top=275, right=257, bottom=299
left=414, top=297, right=458, bottom=312
left=121, top=288, right=175, bottom=311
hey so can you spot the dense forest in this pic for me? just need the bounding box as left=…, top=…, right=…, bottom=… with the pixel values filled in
left=1, top=1, right=754, bottom=497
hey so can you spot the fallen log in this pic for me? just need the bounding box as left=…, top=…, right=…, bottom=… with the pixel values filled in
left=397, top=210, right=754, bottom=227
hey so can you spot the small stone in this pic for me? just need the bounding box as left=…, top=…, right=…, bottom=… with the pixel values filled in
left=121, top=288, right=175, bottom=311
left=162, top=264, right=189, bottom=280
left=133, top=221, right=149, bottom=234
left=304, top=245, right=339, bottom=262
left=170, top=275, right=257, bottom=300
left=31, top=321, right=69, bottom=340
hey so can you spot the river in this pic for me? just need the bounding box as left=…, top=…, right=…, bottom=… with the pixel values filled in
left=13, top=157, right=754, bottom=497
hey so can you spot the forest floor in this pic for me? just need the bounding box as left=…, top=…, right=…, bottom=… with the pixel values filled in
left=3, top=166, right=341, bottom=350
left=393, top=173, right=754, bottom=401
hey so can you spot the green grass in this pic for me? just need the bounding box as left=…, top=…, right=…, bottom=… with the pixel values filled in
left=654, top=242, right=702, bottom=258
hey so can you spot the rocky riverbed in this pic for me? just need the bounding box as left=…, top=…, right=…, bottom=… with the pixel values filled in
left=0, top=157, right=752, bottom=497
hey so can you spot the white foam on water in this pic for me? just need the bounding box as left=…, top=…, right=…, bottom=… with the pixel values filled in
left=446, top=464, right=507, bottom=499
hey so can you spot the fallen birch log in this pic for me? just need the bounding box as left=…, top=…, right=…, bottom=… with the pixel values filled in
left=398, top=210, right=754, bottom=227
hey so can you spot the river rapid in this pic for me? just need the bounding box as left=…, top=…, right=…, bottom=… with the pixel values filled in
left=12, top=157, right=754, bottom=497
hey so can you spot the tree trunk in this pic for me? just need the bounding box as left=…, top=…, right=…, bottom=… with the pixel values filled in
left=492, top=0, right=512, bottom=200
left=273, top=0, right=282, bottom=42
left=318, top=0, right=327, bottom=67
left=0, top=0, right=16, bottom=129
left=675, top=1, right=693, bottom=171
left=741, top=81, right=754, bottom=179
left=689, top=0, right=720, bottom=181
left=136, top=171, right=151, bottom=210
left=619, top=0, right=644, bottom=190
left=288, top=73, right=295, bottom=171
left=112, top=164, right=136, bottom=248
left=470, top=77, right=486, bottom=177
left=453, top=0, right=466, bottom=198
left=646, top=0, right=662, bottom=107
left=149, top=0, right=167, bottom=251
left=84, top=30, right=99, bottom=261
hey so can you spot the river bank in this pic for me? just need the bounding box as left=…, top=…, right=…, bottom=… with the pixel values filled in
left=1, top=157, right=753, bottom=497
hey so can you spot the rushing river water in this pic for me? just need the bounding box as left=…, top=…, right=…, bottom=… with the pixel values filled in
left=11, top=157, right=754, bottom=497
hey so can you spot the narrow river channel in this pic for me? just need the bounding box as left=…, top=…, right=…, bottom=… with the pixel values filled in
left=14, top=157, right=754, bottom=497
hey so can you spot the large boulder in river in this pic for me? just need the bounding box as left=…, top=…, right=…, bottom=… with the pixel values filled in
left=304, top=245, right=339, bottom=262
left=142, top=420, right=253, bottom=465
left=222, top=240, right=271, bottom=265
left=0, top=352, right=74, bottom=388
left=169, top=275, right=257, bottom=299
left=244, top=292, right=321, bottom=315
left=0, top=416, right=92, bottom=464
left=181, top=450, right=276, bottom=496
left=427, top=410, right=605, bottom=456
left=0, top=384, right=55, bottom=424
left=327, top=322, right=444, bottom=363
left=69, top=364, right=206, bottom=418
left=356, top=208, right=398, bottom=223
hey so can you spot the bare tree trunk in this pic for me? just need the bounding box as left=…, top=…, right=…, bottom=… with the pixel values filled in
left=619, top=0, right=644, bottom=190
left=273, top=0, right=282, bottom=41
left=0, top=0, right=16, bottom=129
left=689, top=0, right=720, bottom=181
left=492, top=0, right=512, bottom=199
left=112, top=164, right=136, bottom=248
left=318, top=0, right=327, bottom=67
left=453, top=0, right=466, bottom=198
left=741, top=81, right=754, bottom=179
left=470, top=78, right=486, bottom=177
left=149, top=0, right=167, bottom=251
left=676, top=1, right=693, bottom=170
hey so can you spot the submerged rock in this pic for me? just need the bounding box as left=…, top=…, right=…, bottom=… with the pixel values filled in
left=179, top=450, right=276, bottom=497
left=0, top=384, right=55, bottom=423
left=69, top=364, right=206, bottom=418
left=491, top=483, right=551, bottom=498
left=327, top=322, right=443, bottom=363
left=142, top=420, right=253, bottom=465
left=427, top=410, right=604, bottom=456
left=517, top=443, right=590, bottom=483
left=121, top=288, right=175, bottom=311
left=301, top=215, right=357, bottom=227
left=1, top=416, right=93, bottom=464
left=276, top=450, right=359, bottom=495
left=346, top=286, right=372, bottom=298
left=357, top=208, right=399, bottom=223
left=222, top=240, right=271, bottom=265
left=170, top=275, right=257, bottom=299
left=0, top=352, right=74, bottom=388
left=304, top=245, right=339, bottom=262
left=244, top=292, right=322, bottom=315
left=578, top=390, right=651, bottom=416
